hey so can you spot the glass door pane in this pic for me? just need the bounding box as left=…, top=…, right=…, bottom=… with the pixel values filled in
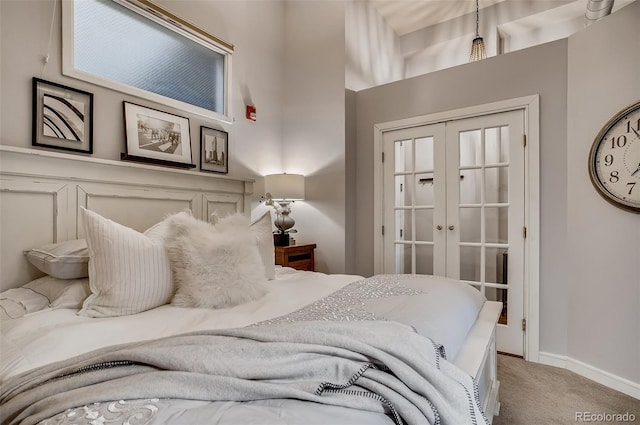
left=446, top=110, right=525, bottom=356
left=383, top=124, right=445, bottom=276
left=394, top=138, right=415, bottom=273
left=415, top=137, right=434, bottom=171
left=416, top=244, right=434, bottom=275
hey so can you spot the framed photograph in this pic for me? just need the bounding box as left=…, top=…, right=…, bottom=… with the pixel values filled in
left=32, top=78, right=93, bottom=154
left=122, top=101, right=195, bottom=168
left=200, top=126, right=228, bottom=174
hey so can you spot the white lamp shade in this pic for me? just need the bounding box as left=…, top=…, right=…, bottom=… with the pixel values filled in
left=265, top=174, right=305, bottom=200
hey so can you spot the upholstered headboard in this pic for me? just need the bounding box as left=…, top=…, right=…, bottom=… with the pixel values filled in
left=0, top=146, right=254, bottom=291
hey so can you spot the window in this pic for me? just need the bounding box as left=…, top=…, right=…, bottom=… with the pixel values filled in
left=62, top=0, right=233, bottom=122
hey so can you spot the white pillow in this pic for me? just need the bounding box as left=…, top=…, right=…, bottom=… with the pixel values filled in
left=250, top=210, right=276, bottom=280
left=163, top=213, right=268, bottom=309
left=24, top=239, right=89, bottom=279
left=78, top=207, right=174, bottom=318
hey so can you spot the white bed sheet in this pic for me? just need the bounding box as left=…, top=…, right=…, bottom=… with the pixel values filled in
left=0, top=267, right=360, bottom=382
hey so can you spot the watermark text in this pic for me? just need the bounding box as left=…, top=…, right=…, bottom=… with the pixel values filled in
left=576, top=412, right=636, bottom=422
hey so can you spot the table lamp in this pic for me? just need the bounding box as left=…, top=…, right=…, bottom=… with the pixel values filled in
left=263, top=173, right=305, bottom=246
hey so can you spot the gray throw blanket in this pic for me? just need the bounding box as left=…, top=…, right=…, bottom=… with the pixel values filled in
left=0, top=321, right=486, bottom=425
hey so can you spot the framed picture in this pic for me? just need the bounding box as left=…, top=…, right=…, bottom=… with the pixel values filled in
left=122, top=101, right=195, bottom=168
left=32, top=78, right=93, bottom=154
left=200, top=126, right=228, bottom=174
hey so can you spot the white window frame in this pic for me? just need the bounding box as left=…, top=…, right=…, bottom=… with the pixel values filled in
left=62, top=0, right=233, bottom=123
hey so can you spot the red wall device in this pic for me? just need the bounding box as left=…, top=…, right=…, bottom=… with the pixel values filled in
left=246, top=105, right=256, bottom=121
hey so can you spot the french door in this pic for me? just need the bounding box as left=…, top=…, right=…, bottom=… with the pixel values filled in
left=381, top=110, right=525, bottom=356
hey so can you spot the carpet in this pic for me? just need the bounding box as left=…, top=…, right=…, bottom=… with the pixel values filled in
left=492, top=354, right=639, bottom=425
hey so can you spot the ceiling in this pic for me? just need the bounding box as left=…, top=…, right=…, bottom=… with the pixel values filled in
left=370, top=0, right=508, bottom=36
left=370, top=0, right=612, bottom=37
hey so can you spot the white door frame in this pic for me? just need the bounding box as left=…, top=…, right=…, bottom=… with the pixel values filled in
left=373, top=95, right=540, bottom=361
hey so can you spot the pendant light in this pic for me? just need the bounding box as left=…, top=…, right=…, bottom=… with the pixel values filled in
left=469, top=0, right=487, bottom=62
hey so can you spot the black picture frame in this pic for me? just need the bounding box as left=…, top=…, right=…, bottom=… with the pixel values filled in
left=200, top=126, right=229, bottom=174
left=32, top=78, right=94, bottom=154
left=122, top=101, right=195, bottom=169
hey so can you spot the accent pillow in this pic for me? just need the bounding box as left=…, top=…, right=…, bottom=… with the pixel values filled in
left=163, top=213, right=268, bottom=309
left=209, top=210, right=276, bottom=280
left=24, top=239, right=89, bottom=279
left=0, top=276, right=90, bottom=320
left=250, top=210, right=276, bottom=280
left=78, top=207, right=174, bottom=318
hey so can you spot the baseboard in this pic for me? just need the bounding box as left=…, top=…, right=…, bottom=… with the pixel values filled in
left=538, top=352, right=567, bottom=368
left=539, top=352, right=640, bottom=400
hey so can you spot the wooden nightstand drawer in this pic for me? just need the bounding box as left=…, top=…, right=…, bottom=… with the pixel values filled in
left=275, top=244, right=316, bottom=271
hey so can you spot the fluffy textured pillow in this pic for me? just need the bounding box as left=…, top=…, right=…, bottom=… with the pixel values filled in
left=25, top=239, right=89, bottom=279
left=163, top=213, right=268, bottom=309
left=211, top=210, right=275, bottom=280
left=0, top=276, right=90, bottom=320
left=78, top=207, right=174, bottom=318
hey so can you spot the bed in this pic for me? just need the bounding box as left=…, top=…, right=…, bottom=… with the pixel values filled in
left=0, top=146, right=502, bottom=425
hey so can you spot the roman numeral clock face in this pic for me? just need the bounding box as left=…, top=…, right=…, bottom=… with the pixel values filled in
left=589, top=101, right=640, bottom=213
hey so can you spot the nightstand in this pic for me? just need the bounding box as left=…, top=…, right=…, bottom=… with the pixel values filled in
left=274, top=244, right=316, bottom=271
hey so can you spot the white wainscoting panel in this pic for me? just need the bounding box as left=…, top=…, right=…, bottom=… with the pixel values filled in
left=77, top=184, right=199, bottom=236
left=0, top=179, right=69, bottom=291
left=203, top=193, right=244, bottom=222
left=0, top=145, right=254, bottom=291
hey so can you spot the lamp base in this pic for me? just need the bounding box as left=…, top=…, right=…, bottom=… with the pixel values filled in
left=273, top=233, right=290, bottom=247
left=274, top=210, right=295, bottom=234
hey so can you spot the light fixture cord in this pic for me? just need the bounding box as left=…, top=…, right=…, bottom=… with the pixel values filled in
left=42, top=0, right=58, bottom=77
left=475, top=0, right=481, bottom=36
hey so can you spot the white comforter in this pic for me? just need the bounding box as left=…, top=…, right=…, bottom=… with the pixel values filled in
left=0, top=269, right=484, bottom=384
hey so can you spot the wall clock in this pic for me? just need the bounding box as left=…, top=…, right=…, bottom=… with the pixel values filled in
left=588, top=101, right=640, bottom=213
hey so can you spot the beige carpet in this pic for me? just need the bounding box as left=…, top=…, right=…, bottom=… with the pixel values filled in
left=492, top=354, right=639, bottom=425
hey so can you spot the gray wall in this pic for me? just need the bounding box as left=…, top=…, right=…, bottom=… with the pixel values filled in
left=353, top=39, right=569, bottom=356
left=1, top=0, right=350, bottom=274
left=0, top=0, right=285, bottom=182
left=351, top=2, right=640, bottom=384
left=566, top=1, right=640, bottom=383
left=282, top=1, right=347, bottom=273
left=3, top=0, right=637, bottom=385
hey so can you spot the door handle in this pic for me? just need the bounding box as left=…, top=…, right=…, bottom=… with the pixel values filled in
left=448, top=225, right=455, bottom=230
left=436, top=225, right=442, bottom=230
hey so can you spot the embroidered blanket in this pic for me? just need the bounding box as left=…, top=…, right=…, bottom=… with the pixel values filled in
left=0, top=275, right=487, bottom=425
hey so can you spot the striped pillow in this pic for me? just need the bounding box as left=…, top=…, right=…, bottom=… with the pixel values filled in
left=78, top=207, right=173, bottom=318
